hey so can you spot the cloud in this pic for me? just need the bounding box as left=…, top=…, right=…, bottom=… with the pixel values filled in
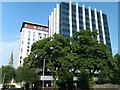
left=1, top=39, right=19, bottom=68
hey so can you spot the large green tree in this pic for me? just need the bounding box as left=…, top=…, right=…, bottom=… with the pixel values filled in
left=72, top=30, right=114, bottom=84
left=23, top=30, right=115, bottom=89
left=16, top=66, right=38, bottom=89
left=110, top=53, right=120, bottom=84
left=23, top=34, right=73, bottom=90
left=1, top=65, right=15, bottom=84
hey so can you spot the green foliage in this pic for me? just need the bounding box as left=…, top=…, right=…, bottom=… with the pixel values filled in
left=110, top=54, right=120, bottom=84
left=16, top=66, right=38, bottom=83
left=23, top=29, right=114, bottom=89
left=2, top=65, right=15, bottom=83
left=73, top=30, right=114, bottom=85
left=98, top=70, right=111, bottom=84
left=78, top=70, right=89, bottom=89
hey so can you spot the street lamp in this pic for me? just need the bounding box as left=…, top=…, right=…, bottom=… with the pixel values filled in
left=2, top=73, right=6, bottom=89
left=42, top=59, right=45, bottom=90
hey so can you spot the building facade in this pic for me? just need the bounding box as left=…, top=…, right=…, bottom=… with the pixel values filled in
left=49, top=2, right=112, bottom=51
left=17, top=21, right=48, bottom=67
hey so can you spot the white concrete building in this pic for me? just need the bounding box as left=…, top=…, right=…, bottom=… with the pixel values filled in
left=17, top=21, right=48, bottom=67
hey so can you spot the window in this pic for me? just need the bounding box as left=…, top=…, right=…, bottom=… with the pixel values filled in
left=20, top=56, right=22, bottom=59
left=38, top=33, right=42, bottom=35
left=79, top=7, right=82, bottom=13
left=21, top=49, right=23, bottom=53
left=28, top=42, right=30, bottom=44
left=33, top=35, right=35, bottom=38
left=40, top=36, right=42, bottom=39
left=28, top=34, right=30, bottom=37
left=28, top=31, right=31, bottom=37
left=20, top=60, right=21, bottom=64
left=44, top=34, right=46, bottom=36
left=85, top=8, right=89, bottom=15
left=33, top=32, right=35, bottom=35
left=27, top=46, right=30, bottom=48
left=28, top=31, right=31, bottom=34
left=28, top=38, right=30, bottom=41
left=22, top=41, right=23, bottom=44
left=27, top=49, right=29, bottom=52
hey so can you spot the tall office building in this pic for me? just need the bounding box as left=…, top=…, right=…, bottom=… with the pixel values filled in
left=49, top=2, right=112, bottom=51
left=17, top=21, right=48, bottom=67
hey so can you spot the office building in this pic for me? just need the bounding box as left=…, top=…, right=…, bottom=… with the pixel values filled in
left=17, top=21, right=48, bottom=67
left=49, top=2, right=112, bottom=51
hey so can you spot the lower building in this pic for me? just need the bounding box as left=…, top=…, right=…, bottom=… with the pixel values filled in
left=17, top=21, right=48, bottom=67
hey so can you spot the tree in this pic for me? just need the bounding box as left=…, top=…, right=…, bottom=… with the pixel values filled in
left=23, top=34, right=74, bottom=90
left=16, top=66, right=38, bottom=89
left=2, top=65, right=15, bottom=84
left=110, top=54, right=120, bottom=84
left=23, top=30, right=115, bottom=89
left=73, top=30, right=114, bottom=88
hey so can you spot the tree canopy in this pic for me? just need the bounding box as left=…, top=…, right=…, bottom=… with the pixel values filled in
left=15, top=66, right=38, bottom=83
left=1, top=65, right=15, bottom=84
left=110, top=54, right=120, bottom=84
left=23, top=30, right=115, bottom=89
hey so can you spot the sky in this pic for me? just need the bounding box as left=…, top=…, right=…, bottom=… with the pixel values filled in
left=1, top=1, right=118, bottom=68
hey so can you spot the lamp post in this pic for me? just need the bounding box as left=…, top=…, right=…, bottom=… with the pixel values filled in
left=42, top=59, right=45, bottom=90
left=2, top=73, right=6, bottom=89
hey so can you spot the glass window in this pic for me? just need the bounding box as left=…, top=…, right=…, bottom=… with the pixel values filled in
left=22, top=41, right=23, bottom=44
left=21, top=49, right=23, bottom=52
left=28, top=38, right=30, bottom=41
left=79, top=7, right=82, bottom=13
left=85, top=8, right=89, bottom=15
left=38, top=33, right=42, bottom=35
left=28, top=31, right=31, bottom=37
left=28, top=42, right=30, bottom=44
left=28, top=31, right=31, bottom=34
left=44, top=34, right=46, bottom=36
left=27, top=46, right=30, bottom=48
left=28, top=34, right=30, bottom=37
left=33, top=35, right=35, bottom=38
left=20, top=56, right=22, bottom=59
left=27, top=49, right=29, bottom=52
left=40, top=36, right=42, bottom=39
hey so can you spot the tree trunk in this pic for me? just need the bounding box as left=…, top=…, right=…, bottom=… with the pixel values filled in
left=52, top=70, right=58, bottom=90
left=29, top=82, right=32, bottom=90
